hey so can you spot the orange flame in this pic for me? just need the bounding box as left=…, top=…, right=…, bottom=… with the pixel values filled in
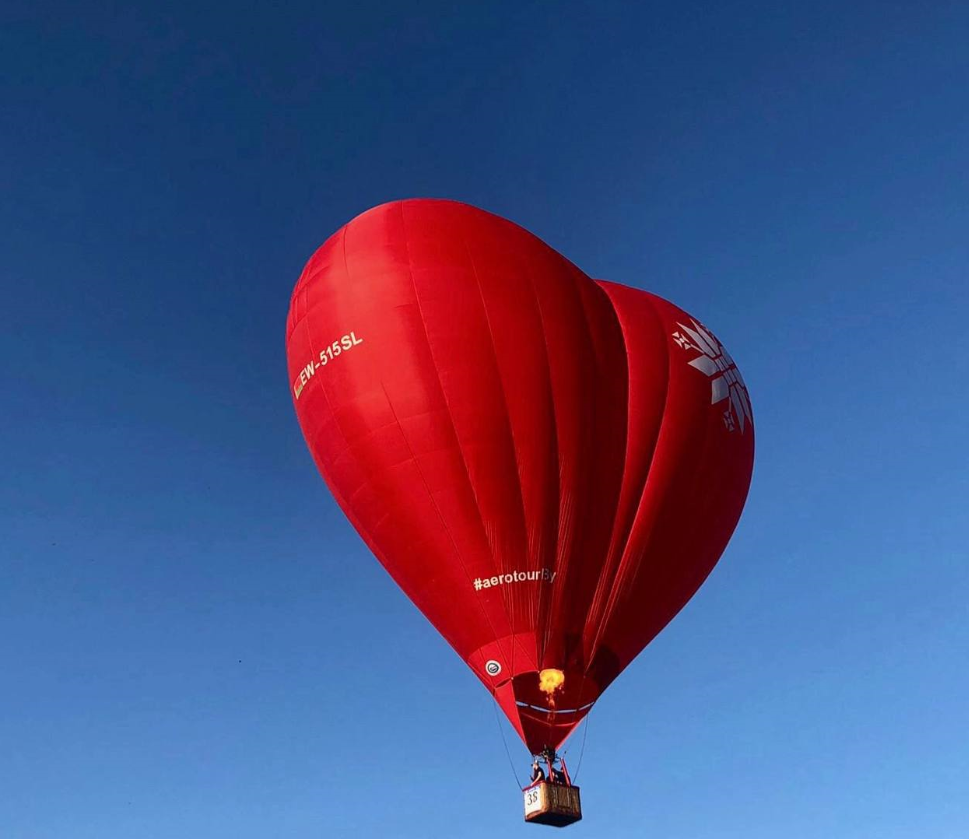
left=538, top=669, right=565, bottom=706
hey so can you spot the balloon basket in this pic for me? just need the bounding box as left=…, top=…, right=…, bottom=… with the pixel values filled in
left=523, top=782, right=582, bottom=827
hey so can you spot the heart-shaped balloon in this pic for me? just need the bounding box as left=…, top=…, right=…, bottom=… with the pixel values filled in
left=286, top=199, right=754, bottom=753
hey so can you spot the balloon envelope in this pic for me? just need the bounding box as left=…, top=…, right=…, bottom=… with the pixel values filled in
left=286, top=200, right=754, bottom=753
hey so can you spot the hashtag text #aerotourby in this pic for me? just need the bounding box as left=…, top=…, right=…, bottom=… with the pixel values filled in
left=472, top=569, right=557, bottom=591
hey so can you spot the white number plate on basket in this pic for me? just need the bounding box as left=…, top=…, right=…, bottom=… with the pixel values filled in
left=524, top=786, right=544, bottom=817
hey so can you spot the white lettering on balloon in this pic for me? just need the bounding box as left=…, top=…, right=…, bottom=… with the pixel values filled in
left=292, top=331, right=364, bottom=400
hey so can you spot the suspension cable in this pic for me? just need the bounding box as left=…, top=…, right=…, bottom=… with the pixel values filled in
left=572, top=704, right=594, bottom=783
left=492, top=696, right=524, bottom=789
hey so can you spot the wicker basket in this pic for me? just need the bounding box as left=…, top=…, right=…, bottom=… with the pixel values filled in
left=523, top=782, right=582, bottom=827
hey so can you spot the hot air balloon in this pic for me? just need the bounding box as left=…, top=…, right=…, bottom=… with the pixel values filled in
left=285, top=199, right=754, bottom=825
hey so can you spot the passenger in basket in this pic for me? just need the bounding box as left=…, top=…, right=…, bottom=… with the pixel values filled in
left=530, top=760, right=546, bottom=784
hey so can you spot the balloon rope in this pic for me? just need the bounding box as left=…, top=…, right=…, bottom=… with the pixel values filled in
left=492, top=696, right=524, bottom=789
left=572, top=705, right=593, bottom=783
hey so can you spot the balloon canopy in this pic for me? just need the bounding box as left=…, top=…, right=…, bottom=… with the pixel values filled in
left=286, top=199, right=754, bottom=754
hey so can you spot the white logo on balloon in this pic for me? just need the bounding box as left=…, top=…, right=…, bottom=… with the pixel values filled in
left=672, top=320, right=752, bottom=434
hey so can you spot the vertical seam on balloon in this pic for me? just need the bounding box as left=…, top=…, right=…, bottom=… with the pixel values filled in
left=512, top=235, right=565, bottom=753
left=459, top=228, right=530, bottom=686
left=655, top=354, right=731, bottom=637
left=515, top=251, right=551, bottom=651
left=567, top=271, right=631, bottom=716
left=583, top=286, right=632, bottom=611
left=579, top=316, right=625, bottom=663
left=599, top=312, right=673, bottom=640
left=581, top=287, right=663, bottom=657
left=524, top=249, right=597, bottom=752
left=391, top=201, right=515, bottom=680
left=586, top=294, right=674, bottom=667
left=600, top=312, right=673, bottom=636
left=518, top=245, right=562, bottom=669
left=540, top=259, right=606, bottom=740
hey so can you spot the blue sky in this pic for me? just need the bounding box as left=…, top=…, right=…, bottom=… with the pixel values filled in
left=2, top=1, right=968, bottom=837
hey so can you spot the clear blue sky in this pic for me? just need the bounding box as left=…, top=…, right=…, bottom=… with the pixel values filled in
left=2, top=1, right=968, bottom=837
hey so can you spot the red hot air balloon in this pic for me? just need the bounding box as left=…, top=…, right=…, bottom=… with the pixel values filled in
left=286, top=199, right=754, bottom=759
